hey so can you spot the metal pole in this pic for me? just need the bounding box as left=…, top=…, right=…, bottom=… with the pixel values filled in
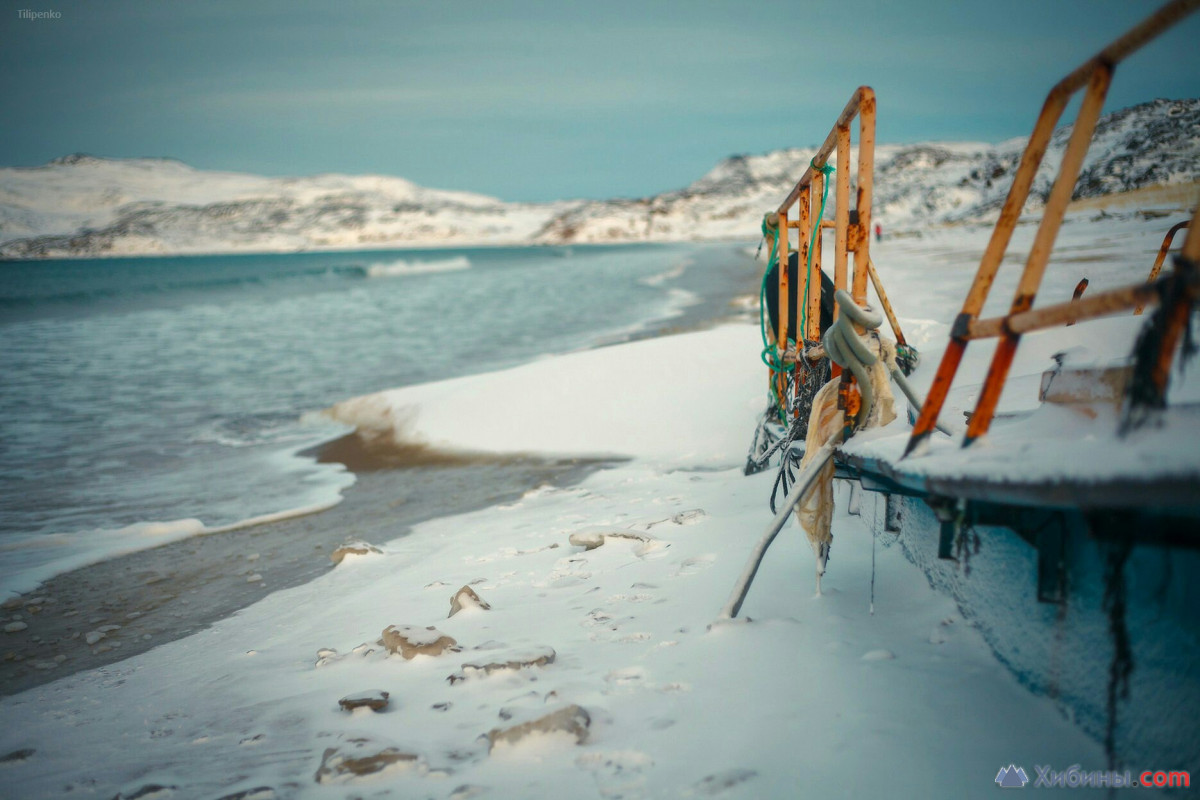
left=807, top=171, right=825, bottom=341
left=834, top=125, right=851, bottom=307
left=718, top=441, right=837, bottom=620
left=853, top=88, right=876, bottom=309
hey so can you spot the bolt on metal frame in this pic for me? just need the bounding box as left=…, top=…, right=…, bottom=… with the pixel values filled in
left=902, top=0, right=1200, bottom=457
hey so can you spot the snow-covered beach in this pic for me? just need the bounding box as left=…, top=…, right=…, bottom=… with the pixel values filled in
left=2, top=202, right=1197, bottom=797
left=0, top=326, right=1109, bottom=800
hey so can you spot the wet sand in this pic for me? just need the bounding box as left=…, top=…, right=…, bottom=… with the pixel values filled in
left=0, top=450, right=609, bottom=697
left=0, top=242, right=760, bottom=697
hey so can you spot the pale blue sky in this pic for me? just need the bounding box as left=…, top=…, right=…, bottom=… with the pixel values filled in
left=1, top=0, right=1197, bottom=201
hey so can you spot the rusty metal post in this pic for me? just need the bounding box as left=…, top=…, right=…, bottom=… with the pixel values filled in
left=807, top=171, right=825, bottom=341
left=798, top=183, right=813, bottom=343
left=853, top=88, right=876, bottom=309
left=834, top=125, right=851, bottom=309
left=1136, top=220, right=1190, bottom=314
left=963, top=63, right=1113, bottom=446
left=867, top=257, right=907, bottom=346
left=777, top=210, right=790, bottom=349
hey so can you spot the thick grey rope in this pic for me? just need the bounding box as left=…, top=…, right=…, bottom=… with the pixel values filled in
left=823, top=290, right=884, bottom=426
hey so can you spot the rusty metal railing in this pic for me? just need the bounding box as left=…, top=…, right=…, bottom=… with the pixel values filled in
left=761, top=86, right=878, bottom=425
left=902, top=0, right=1200, bottom=457
left=764, top=86, right=875, bottom=345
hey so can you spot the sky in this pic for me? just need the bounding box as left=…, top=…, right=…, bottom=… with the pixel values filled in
left=0, top=0, right=1197, bottom=202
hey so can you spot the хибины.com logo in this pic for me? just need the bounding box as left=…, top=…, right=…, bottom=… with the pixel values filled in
left=995, top=764, right=1191, bottom=789
left=995, top=765, right=1030, bottom=788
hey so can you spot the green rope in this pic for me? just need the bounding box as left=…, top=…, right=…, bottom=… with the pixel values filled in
left=757, top=216, right=790, bottom=423
left=758, top=216, right=791, bottom=370
left=801, top=158, right=836, bottom=342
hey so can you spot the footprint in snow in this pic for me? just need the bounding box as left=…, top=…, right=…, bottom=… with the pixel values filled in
left=577, top=750, right=655, bottom=799
left=606, top=593, right=655, bottom=604
left=673, top=554, right=715, bottom=577
left=687, top=768, right=759, bottom=796
left=929, top=616, right=956, bottom=644
left=603, top=666, right=647, bottom=690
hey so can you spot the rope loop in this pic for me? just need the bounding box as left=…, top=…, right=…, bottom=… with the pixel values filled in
left=823, top=290, right=883, bottom=428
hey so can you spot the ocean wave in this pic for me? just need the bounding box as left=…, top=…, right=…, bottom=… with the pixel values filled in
left=0, top=263, right=371, bottom=307
left=639, top=258, right=691, bottom=287
left=190, top=410, right=318, bottom=449
left=366, top=255, right=471, bottom=278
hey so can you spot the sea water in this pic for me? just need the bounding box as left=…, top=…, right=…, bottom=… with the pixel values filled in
left=0, top=243, right=741, bottom=594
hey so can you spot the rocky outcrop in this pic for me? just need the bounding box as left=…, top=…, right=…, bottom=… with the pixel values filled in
left=486, top=705, right=591, bottom=752
left=329, top=542, right=382, bottom=565
left=338, top=690, right=389, bottom=712
left=447, top=646, right=556, bottom=684
left=569, top=530, right=659, bottom=555
left=314, top=741, right=422, bottom=784
left=380, top=625, right=459, bottom=659
left=449, top=585, right=491, bottom=617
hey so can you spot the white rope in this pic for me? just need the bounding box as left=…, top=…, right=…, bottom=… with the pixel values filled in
left=825, top=289, right=954, bottom=437
left=823, top=290, right=883, bottom=426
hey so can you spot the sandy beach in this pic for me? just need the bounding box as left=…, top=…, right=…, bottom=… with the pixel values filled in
left=0, top=453, right=611, bottom=698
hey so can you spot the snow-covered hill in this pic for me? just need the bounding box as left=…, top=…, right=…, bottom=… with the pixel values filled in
left=0, top=156, right=566, bottom=259
left=534, top=98, right=1199, bottom=244
left=1, top=98, right=1196, bottom=259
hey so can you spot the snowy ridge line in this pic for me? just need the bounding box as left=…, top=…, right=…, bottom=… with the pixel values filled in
left=2, top=98, right=1196, bottom=259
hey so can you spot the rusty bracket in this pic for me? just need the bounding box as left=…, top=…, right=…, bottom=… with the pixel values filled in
left=950, top=312, right=974, bottom=340
left=847, top=223, right=867, bottom=253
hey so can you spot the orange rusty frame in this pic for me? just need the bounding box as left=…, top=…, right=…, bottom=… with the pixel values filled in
left=761, top=87, right=877, bottom=426
left=902, top=0, right=1200, bottom=457
left=966, top=205, right=1199, bottom=338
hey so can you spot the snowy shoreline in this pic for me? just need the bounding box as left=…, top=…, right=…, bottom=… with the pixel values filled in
left=0, top=320, right=1116, bottom=798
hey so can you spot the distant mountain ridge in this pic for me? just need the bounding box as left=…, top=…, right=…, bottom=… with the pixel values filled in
left=1, top=98, right=1196, bottom=259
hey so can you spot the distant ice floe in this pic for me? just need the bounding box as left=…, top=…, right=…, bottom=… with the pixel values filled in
left=365, top=255, right=471, bottom=278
